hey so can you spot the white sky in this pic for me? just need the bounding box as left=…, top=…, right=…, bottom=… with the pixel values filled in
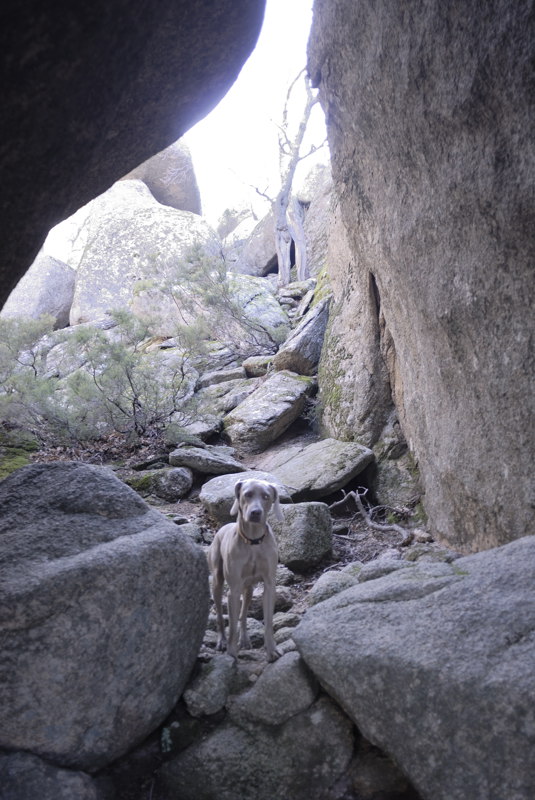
left=183, top=0, right=328, bottom=225
left=43, top=0, right=326, bottom=263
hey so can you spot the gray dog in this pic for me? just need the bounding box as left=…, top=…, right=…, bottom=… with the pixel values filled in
left=208, top=478, right=283, bottom=661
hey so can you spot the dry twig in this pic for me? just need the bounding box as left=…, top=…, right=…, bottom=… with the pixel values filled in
left=329, top=488, right=414, bottom=546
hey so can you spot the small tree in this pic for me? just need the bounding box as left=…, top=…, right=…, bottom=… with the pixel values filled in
left=143, top=245, right=287, bottom=360
left=0, top=311, right=198, bottom=445
left=256, top=69, right=325, bottom=286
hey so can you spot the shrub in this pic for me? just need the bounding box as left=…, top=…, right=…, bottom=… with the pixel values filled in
left=144, top=245, right=285, bottom=359
left=0, top=311, right=198, bottom=445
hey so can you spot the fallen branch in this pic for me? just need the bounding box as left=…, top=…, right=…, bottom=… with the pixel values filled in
left=329, top=488, right=414, bottom=546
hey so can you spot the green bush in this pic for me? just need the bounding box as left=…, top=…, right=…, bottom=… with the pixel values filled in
left=150, top=245, right=284, bottom=359
left=0, top=311, right=197, bottom=445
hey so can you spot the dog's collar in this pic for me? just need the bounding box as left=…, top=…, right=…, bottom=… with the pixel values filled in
left=237, top=524, right=266, bottom=546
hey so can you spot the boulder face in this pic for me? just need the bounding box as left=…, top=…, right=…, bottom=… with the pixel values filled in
left=297, top=162, right=333, bottom=278
left=256, top=437, right=375, bottom=501
left=272, top=296, right=331, bottom=376
left=309, top=0, right=534, bottom=551
left=223, top=371, right=315, bottom=453
left=293, top=536, right=535, bottom=800
left=0, top=751, right=101, bottom=800
left=1, top=253, right=75, bottom=329
left=157, top=695, right=354, bottom=800
left=0, top=0, right=266, bottom=307
left=121, top=139, right=202, bottom=214
left=0, top=462, right=209, bottom=772
left=69, top=179, right=220, bottom=326
left=232, top=211, right=278, bottom=276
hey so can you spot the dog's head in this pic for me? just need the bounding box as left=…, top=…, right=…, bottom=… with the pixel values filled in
left=230, top=479, right=284, bottom=524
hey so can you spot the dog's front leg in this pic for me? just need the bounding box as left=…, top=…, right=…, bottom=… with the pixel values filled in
left=227, top=588, right=242, bottom=659
left=239, top=584, right=253, bottom=650
left=212, top=567, right=227, bottom=653
left=262, top=580, right=281, bottom=662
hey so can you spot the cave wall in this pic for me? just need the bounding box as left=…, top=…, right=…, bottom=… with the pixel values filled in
left=310, top=0, right=534, bottom=551
left=0, top=0, right=266, bottom=306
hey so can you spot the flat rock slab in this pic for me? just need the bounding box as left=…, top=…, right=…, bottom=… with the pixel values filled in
left=293, top=536, right=535, bottom=800
left=199, top=470, right=296, bottom=525
left=0, top=462, right=209, bottom=772
left=169, top=445, right=246, bottom=475
left=223, top=371, right=315, bottom=453
left=197, top=366, right=246, bottom=389
left=256, top=437, right=374, bottom=500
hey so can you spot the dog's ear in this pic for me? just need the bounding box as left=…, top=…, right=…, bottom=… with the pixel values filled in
left=270, top=484, right=284, bottom=521
left=230, top=480, right=243, bottom=517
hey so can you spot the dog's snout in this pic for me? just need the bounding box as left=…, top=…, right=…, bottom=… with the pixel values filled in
left=248, top=507, right=263, bottom=521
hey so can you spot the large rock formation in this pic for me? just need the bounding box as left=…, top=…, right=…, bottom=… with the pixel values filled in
left=309, top=0, right=534, bottom=551
left=0, top=253, right=75, bottom=330
left=121, top=139, right=202, bottom=214
left=0, top=0, right=266, bottom=307
left=68, top=179, right=220, bottom=326
left=0, top=462, right=209, bottom=771
left=293, top=536, right=535, bottom=800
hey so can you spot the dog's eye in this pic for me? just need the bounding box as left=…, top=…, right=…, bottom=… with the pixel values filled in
left=263, top=493, right=269, bottom=500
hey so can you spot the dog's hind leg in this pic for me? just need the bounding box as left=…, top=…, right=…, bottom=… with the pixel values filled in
left=263, top=579, right=281, bottom=662
left=210, top=546, right=227, bottom=652
left=227, top=587, right=242, bottom=659
left=239, top=584, right=253, bottom=650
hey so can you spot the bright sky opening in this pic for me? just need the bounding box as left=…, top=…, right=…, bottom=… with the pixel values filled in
left=183, top=0, right=328, bottom=226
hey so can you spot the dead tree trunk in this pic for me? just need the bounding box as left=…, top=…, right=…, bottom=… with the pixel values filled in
left=288, top=196, right=308, bottom=281
left=254, top=71, right=324, bottom=287
left=272, top=70, right=321, bottom=287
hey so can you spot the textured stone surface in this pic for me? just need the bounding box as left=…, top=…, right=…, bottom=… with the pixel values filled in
left=297, top=162, right=333, bottom=278
left=257, top=437, right=375, bottom=501
left=1, top=253, right=75, bottom=329
left=0, top=462, right=209, bottom=771
left=227, top=652, right=318, bottom=726
left=150, top=466, right=194, bottom=500
left=69, top=179, right=220, bottom=326
left=156, top=696, right=354, bottom=800
left=242, top=354, right=274, bottom=377
left=309, top=0, right=534, bottom=550
left=225, top=272, right=291, bottom=351
left=197, top=366, right=247, bottom=389
left=0, top=752, right=102, bottom=800
left=0, top=0, right=265, bottom=306
left=294, top=537, right=535, bottom=800
left=232, top=210, right=278, bottom=276
left=192, top=377, right=261, bottom=420
left=223, top=371, right=315, bottom=453
left=316, top=198, right=393, bottom=448
left=270, top=502, right=332, bottom=571
left=169, top=444, right=245, bottom=475
left=272, top=296, right=331, bottom=376
left=121, top=139, right=201, bottom=214
left=307, top=569, right=361, bottom=606
left=183, top=654, right=237, bottom=717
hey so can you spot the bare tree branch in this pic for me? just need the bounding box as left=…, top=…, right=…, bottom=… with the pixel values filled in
left=329, top=487, right=414, bottom=546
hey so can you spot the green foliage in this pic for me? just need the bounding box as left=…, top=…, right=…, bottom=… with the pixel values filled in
left=0, top=312, right=197, bottom=445
left=153, top=245, right=283, bottom=359
left=0, top=247, right=284, bottom=447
